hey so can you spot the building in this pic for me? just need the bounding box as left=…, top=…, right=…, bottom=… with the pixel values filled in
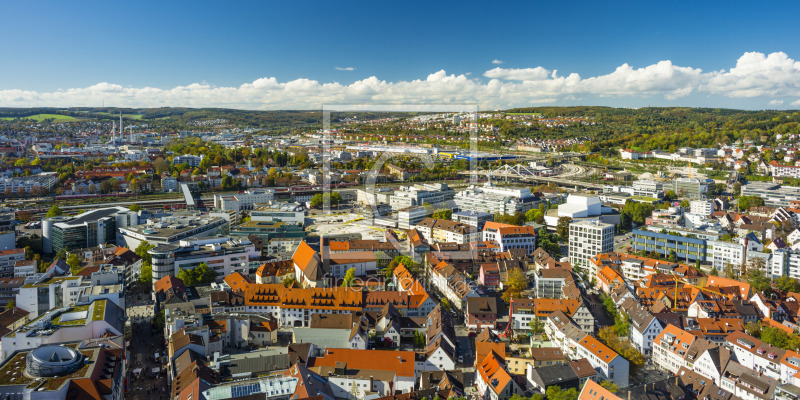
left=672, top=178, right=712, bottom=200
left=569, top=220, right=614, bottom=276
left=494, top=225, right=537, bottom=253
left=43, top=207, right=138, bottom=254
left=547, top=194, right=620, bottom=227
left=229, top=220, right=305, bottom=242
left=414, top=218, right=480, bottom=245
left=173, top=154, right=203, bottom=167
left=398, top=206, right=429, bottom=230
left=465, top=297, right=498, bottom=330
left=452, top=210, right=494, bottom=230
left=632, top=227, right=711, bottom=263
left=250, top=203, right=305, bottom=225
left=388, top=184, right=454, bottom=211
left=119, top=214, right=229, bottom=250
left=690, top=200, right=715, bottom=216
left=0, top=342, right=125, bottom=400
left=476, top=351, right=523, bottom=400
left=741, top=182, right=800, bottom=208
left=214, top=189, right=276, bottom=212
left=454, top=183, right=540, bottom=215
left=148, top=236, right=258, bottom=283
left=0, top=249, right=24, bottom=278
left=0, top=299, right=124, bottom=360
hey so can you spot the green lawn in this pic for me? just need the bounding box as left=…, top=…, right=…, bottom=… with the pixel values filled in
left=0, top=114, right=78, bottom=122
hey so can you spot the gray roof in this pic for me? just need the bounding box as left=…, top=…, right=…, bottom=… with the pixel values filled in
left=527, top=364, right=579, bottom=390
left=620, top=297, right=657, bottom=334
left=219, top=349, right=290, bottom=378
left=293, top=328, right=352, bottom=349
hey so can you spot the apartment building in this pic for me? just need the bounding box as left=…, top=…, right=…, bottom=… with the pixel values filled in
left=568, top=220, right=614, bottom=277
left=0, top=249, right=24, bottom=278
left=398, top=206, right=429, bottom=230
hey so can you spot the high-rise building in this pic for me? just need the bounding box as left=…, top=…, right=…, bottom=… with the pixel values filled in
left=569, top=220, right=614, bottom=277
left=43, top=207, right=138, bottom=255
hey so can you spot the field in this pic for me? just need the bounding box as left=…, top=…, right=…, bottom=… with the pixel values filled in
left=0, top=113, right=78, bottom=122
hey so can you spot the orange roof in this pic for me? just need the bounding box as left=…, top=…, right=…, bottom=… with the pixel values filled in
left=578, top=335, right=618, bottom=363
left=497, top=226, right=537, bottom=236
left=654, top=324, right=697, bottom=357
left=482, top=221, right=518, bottom=232
left=532, top=299, right=582, bottom=318
left=292, top=241, right=322, bottom=277
left=154, top=275, right=185, bottom=296
left=579, top=379, right=622, bottom=400
left=224, top=272, right=253, bottom=292
left=763, top=317, right=794, bottom=334
left=476, top=342, right=506, bottom=365
left=309, top=348, right=416, bottom=377
left=477, top=351, right=513, bottom=394
left=596, top=266, right=625, bottom=287
left=705, top=276, right=751, bottom=299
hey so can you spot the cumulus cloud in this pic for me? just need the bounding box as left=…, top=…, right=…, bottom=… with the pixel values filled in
left=492, top=59, right=504, bottom=65
left=335, top=67, right=355, bottom=71
left=2, top=51, right=800, bottom=109
left=792, top=99, right=800, bottom=107
left=484, top=66, right=551, bottom=81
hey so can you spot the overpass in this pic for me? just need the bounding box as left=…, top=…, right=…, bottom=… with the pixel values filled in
left=459, top=164, right=604, bottom=190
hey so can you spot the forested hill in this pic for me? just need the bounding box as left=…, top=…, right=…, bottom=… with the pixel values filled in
left=498, top=107, right=800, bottom=152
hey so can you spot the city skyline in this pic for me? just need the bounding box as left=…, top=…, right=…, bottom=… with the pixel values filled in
left=1, top=0, right=799, bottom=109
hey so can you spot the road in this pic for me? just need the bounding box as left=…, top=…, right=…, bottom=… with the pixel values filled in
left=126, top=293, right=169, bottom=400
left=614, top=232, right=635, bottom=253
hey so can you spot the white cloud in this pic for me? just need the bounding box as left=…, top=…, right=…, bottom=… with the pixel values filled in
left=769, top=100, right=784, bottom=106
left=2, top=51, right=799, bottom=109
left=492, top=59, right=504, bottom=65
left=792, top=99, right=800, bottom=107
left=335, top=67, right=355, bottom=71
left=484, top=66, right=551, bottom=81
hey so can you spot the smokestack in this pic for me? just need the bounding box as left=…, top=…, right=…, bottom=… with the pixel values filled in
left=119, top=112, right=123, bottom=140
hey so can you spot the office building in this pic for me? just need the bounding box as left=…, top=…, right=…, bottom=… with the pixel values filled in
left=118, top=214, right=229, bottom=250
left=388, top=183, right=454, bottom=211
left=672, top=178, right=712, bottom=200
left=631, top=227, right=712, bottom=263
left=229, top=220, right=305, bottom=242
left=568, top=220, right=614, bottom=277
left=43, top=207, right=138, bottom=255
left=0, top=249, right=24, bottom=278
left=250, top=204, right=305, bottom=225
left=398, top=206, right=429, bottom=230
left=452, top=210, right=493, bottom=230
left=741, top=182, right=800, bottom=207
left=214, top=189, right=276, bottom=212
left=454, top=183, right=540, bottom=215
left=149, top=236, right=258, bottom=283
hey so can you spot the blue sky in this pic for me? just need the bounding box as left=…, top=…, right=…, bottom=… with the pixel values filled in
left=1, top=0, right=800, bottom=109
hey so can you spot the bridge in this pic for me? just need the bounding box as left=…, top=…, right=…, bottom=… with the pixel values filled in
left=459, top=164, right=604, bottom=190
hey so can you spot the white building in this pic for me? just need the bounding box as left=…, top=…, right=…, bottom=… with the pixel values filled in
left=148, top=236, right=257, bottom=283
left=214, top=189, right=276, bottom=212
left=690, top=200, right=715, bottom=216
left=398, top=206, right=429, bottom=230
left=569, top=220, right=614, bottom=277
left=454, top=183, right=540, bottom=215
left=0, top=249, right=25, bottom=278
left=173, top=154, right=203, bottom=167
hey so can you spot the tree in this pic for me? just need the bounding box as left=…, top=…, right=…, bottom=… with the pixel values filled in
left=46, top=205, right=63, bottom=218
left=680, top=199, right=690, bottom=208
left=178, top=262, right=217, bottom=285
left=441, top=298, right=452, bottom=312
left=4, top=299, right=15, bottom=310
left=709, top=266, right=719, bottom=276
left=17, top=210, right=32, bottom=223
left=745, top=257, right=770, bottom=293
left=129, top=204, right=142, bottom=212
left=668, top=250, right=678, bottom=262
left=432, top=209, right=452, bottom=220
left=776, top=276, right=800, bottom=292
left=135, top=241, right=155, bottom=265
left=733, top=182, right=742, bottom=197
left=153, top=157, right=170, bottom=174
left=545, top=386, right=579, bottom=400
left=66, top=253, right=82, bottom=274
left=738, top=195, right=765, bottom=211
left=556, top=217, right=572, bottom=239
left=664, top=190, right=677, bottom=202
left=600, top=380, right=620, bottom=393
left=384, top=259, right=399, bottom=279
left=283, top=277, right=297, bottom=288
left=138, top=262, right=152, bottom=284
left=529, top=316, right=544, bottom=335
left=341, top=267, right=356, bottom=287
left=502, top=268, right=528, bottom=303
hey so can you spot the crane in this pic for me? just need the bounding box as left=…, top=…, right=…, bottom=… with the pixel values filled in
left=669, top=271, right=726, bottom=310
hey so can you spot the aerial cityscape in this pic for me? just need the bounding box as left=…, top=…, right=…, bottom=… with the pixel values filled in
left=2, top=2, right=800, bottom=400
